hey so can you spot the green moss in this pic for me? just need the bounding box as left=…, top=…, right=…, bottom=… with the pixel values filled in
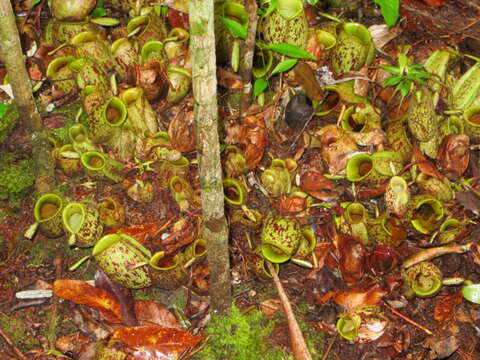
left=0, top=103, right=18, bottom=145
left=0, top=313, right=40, bottom=350
left=28, top=237, right=60, bottom=266
left=0, top=153, right=35, bottom=204
left=194, top=304, right=285, bottom=360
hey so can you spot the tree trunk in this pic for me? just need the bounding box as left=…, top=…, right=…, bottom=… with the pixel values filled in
left=0, top=0, right=55, bottom=194
left=189, top=0, right=232, bottom=314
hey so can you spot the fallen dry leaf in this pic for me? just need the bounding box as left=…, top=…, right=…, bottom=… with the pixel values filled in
left=135, top=300, right=179, bottom=328
left=55, top=332, right=91, bottom=354
left=53, top=279, right=123, bottom=323
left=329, top=283, right=386, bottom=311
left=300, top=170, right=337, bottom=201
left=434, top=291, right=463, bottom=323
left=274, top=195, right=307, bottom=216
left=105, top=220, right=169, bottom=244
left=334, top=233, right=366, bottom=285
left=108, top=326, right=201, bottom=359
left=169, top=108, right=196, bottom=153
left=136, top=60, right=168, bottom=102
left=413, top=146, right=444, bottom=179
left=437, top=134, right=470, bottom=178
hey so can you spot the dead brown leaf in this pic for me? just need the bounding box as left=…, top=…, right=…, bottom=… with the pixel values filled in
left=329, top=283, right=386, bottom=310
left=135, top=300, right=179, bottom=328
left=169, top=108, right=196, bottom=153
left=412, top=146, right=444, bottom=179
left=53, top=279, right=123, bottom=323
left=107, top=326, right=201, bottom=359
left=437, top=134, right=470, bottom=178
left=300, top=170, right=337, bottom=201
left=334, top=233, right=366, bottom=285
left=434, top=291, right=463, bottom=323
left=136, top=60, right=168, bottom=102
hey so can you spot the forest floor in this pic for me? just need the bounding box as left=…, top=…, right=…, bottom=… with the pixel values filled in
left=1, top=0, right=480, bottom=359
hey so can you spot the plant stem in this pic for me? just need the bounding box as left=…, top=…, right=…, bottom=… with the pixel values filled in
left=189, top=0, right=232, bottom=314
left=239, top=0, right=258, bottom=118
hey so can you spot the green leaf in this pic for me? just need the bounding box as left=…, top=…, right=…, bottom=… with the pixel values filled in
left=221, top=16, right=247, bottom=40
left=253, top=78, right=268, bottom=96
left=263, top=0, right=278, bottom=17
left=374, top=0, right=400, bottom=28
left=383, top=75, right=402, bottom=87
left=91, top=7, right=108, bottom=17
left=32, top=0, right=42, bottom=6
left=381, top=65, right=401, bottom=75
left=0, top=104, right=6, bottom=118
left=398, top=83, right=410, bottom=98
left=266, top=43, right=316, bottom=60
left=270, top=59, right=298, bottom=76
left=462, top=284, right=480, bottom=304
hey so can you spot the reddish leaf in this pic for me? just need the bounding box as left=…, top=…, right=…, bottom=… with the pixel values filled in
left=217, top=69, right=244, bottom=89
left=108, top=326, right=201, bottom=359
left=412, top=146, right=444, bottom=179
left=334, top=233, right=366, bottom=285
left=423, top=0, right=445, bottom=6
left=300, top=170, right=337, bottom=201
left=95, top=269, right=137, bottom=326
left=434, top=291, right=463, bottom=323
left=437, top=134, right=470, bottom=179
left=330, top=283, right=387, bottom=311
left=242, top=111, right=268, bottom=168
left=169, top=108, right=196, bottom=153
left=316, top=125, right=358, bottom=174
left=53, top=279, right=123, bottom=323
left=367, top=246, right=399, bottom=276
left=274, top=195, right=307, bottom=216
left=105, top=220, right=170, bottom=244
left=135, top=300, right=179, bottom=328
left=167, top=9, right=189, bottom=29
left=136, top=60, right=168, bottom=102
left=225, top=106, right=268, bottom=169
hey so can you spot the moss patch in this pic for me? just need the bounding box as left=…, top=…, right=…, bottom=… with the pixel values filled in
left=0, top=313, right=41, bottom=350
left=28, top=237, right=61, bottom=267
left=0, top=152, right=35, bottom=205
left=193, top=304, right=285, bottom=360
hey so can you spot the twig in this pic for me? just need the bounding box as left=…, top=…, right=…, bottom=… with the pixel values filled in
left=381, top=301, right=432, bottom=335
left=266, top=262, right=312, bottom=360
left=0, top=324, right=29, bottom=360
left=321, top=333, right=337, bottom=360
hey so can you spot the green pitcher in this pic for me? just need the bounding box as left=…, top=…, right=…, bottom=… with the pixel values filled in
left=92, top=233, right=152, bottom=289
left=33, top=193, right=65, bottom=238
left=62, top=201, right=103, bottom=247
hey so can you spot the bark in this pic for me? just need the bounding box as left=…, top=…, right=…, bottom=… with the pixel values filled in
left=0, top=0, right=55, bottom=194
left=189, top=0, right=232, bottom=313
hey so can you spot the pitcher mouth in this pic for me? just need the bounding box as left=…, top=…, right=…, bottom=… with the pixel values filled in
left=62, top=203, right=86, bottom=234
left=35, top=194, right=63, bottom=222
left=261, top=244, right=290, bottom=263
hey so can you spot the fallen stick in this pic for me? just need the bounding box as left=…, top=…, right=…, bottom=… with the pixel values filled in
left=266, top=262, right=312, bottom=360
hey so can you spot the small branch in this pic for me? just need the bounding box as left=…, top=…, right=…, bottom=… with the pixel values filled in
left=239, top=0, right=258, bottom=118
left=382, top=301, right=432, bottom=335
left=266, top=262, right=312, bottom=360
left=0, top=324, right=29, bottom=360
left=321, top=333, right=337, bottom=360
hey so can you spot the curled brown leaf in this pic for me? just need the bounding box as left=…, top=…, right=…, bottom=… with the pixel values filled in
left=437, top=134, right=470, bottom=179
